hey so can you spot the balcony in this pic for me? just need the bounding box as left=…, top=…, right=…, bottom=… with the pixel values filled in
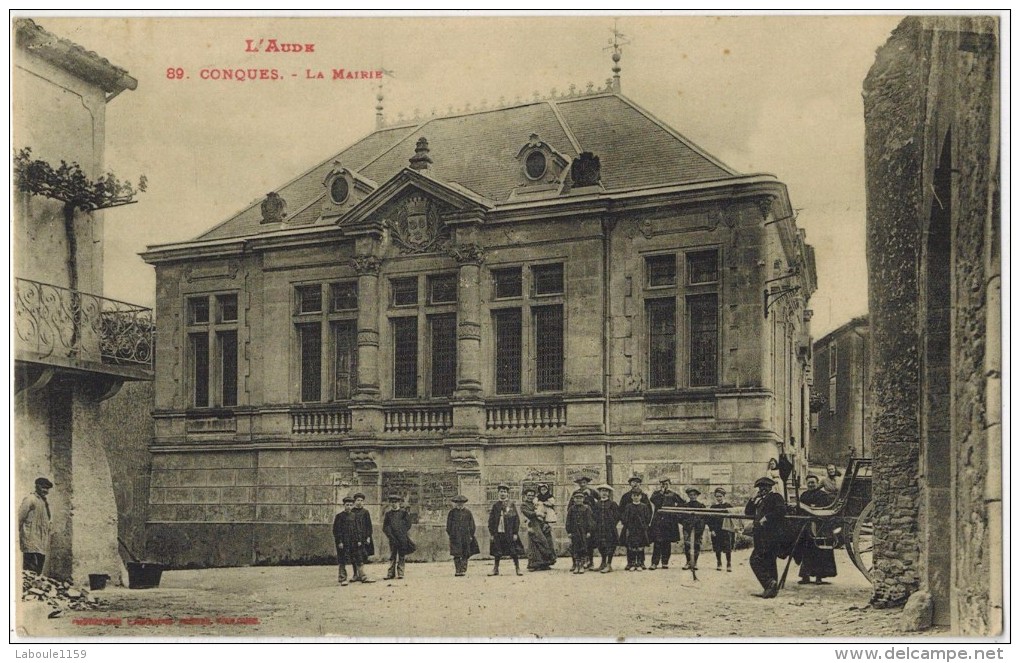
left=292, top=406, right=353, bottom=435
left=383, top=404, right=453, bottom=433
left=486, top=399, right=566, bottom=430
left=14, top=277, right=154, bottom=380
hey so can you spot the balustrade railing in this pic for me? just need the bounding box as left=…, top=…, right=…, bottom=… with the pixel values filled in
left=292, top=408, right=352, bottom=435
left=486, top=401, right=566, bottom=430
left=384, top=405, right=452, bottom=433
left=14, top=278, right=154, bottom=368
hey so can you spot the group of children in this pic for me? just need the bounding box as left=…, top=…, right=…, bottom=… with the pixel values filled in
left=334, top=476, right=742, bottom=583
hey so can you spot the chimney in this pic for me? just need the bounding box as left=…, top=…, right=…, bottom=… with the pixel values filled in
left=409, top=137, right=432, bottom=171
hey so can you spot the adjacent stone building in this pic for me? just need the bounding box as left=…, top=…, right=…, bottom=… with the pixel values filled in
left=141, top=70, right=816, bottom=566
left=13, top=19, right=154, bottom=583
left=864, top=16, right=1000, bottom=634
left=810, top=315, right=870, bottom=467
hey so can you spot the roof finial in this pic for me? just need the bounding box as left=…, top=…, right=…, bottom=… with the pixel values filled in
left=605, top=19, right=630, bottom=94
left=409, top=137, right=432, bottom=171
left=376, top=67, right=396, bottom=129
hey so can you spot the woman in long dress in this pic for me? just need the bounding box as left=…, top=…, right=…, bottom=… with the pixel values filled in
left=521, top=487, right=557, bottom=571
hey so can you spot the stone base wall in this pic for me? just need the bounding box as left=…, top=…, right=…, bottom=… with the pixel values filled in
left=145, top=439, right=776, bottom=568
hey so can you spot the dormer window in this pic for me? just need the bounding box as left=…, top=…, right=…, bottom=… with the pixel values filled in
left=330, top=177, right=350, bottom=205
left=525, top=150, right=547, bottom=180
left=319, top=161, right=377, bottom=222
left=510, top=133, right=569, bottom=197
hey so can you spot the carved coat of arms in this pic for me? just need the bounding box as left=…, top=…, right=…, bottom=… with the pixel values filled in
left=389, top=195, right=449, bottom=254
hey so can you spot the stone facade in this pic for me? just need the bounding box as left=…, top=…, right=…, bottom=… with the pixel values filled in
left=142, top=90, right=816, bottom=567
left=810, top=316, right=869, bottom=467
left=13, top=19, right=149, bottom=585
left=864, top=16, right=1000, bottom=634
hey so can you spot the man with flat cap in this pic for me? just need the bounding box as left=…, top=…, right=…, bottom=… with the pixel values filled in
left=447, top=495, right=478, bottom=576
left=681, top=487, right=707, bottom=571
left=332, top=496, right=356, bottom=585
left=349, top=493, right=376, bottom=583
left=745, top=476, right=787, bottom=598
left=649, top=478, right=683, bottom=570
left=620, top=475, right=651, bottom=508
left=383, top=494, right=415, bottom=580
left=19, top=477, right=53, bottom=574
left=487, top=483, right=525, bottom=576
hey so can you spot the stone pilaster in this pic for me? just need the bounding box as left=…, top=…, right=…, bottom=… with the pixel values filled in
left=350, top=253, right=384, bottom=436
left=449, top=243, right=486, bottom=435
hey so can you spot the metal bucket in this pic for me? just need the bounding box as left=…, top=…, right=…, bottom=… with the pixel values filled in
left=126, top=562, right=164, bottom=589
left=88, top=573, right=110, bottom=590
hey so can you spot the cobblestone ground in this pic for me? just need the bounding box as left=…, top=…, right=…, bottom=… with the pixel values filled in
left=17, top=549, right=948, bottom=639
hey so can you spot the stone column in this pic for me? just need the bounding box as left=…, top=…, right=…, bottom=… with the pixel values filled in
left=350, top=253, right=383, bottom=436
left=448, top=243, right=486, bottom=435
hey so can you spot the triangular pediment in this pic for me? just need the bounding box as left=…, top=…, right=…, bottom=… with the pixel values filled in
left=339, top=168, right=491, bottom=230
left=341, top=169, right=492, bottom=255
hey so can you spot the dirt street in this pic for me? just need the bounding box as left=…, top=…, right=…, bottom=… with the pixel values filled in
left=18, top=549, right=945, bottom=639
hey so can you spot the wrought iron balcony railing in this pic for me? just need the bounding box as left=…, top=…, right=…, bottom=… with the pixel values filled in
left=14, top=277, right=154, bottom=368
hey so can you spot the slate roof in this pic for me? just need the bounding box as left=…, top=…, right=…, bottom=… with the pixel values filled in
left=197, top=93, right=740, bottom=242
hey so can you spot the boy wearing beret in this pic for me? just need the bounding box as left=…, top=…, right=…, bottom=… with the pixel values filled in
left=706, top=487, right=735, bottom=572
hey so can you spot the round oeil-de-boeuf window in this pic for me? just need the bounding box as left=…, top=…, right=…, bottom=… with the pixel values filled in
left=330, top=177, right=350, bottom=205
left=525, top=150, right=547, bottom=180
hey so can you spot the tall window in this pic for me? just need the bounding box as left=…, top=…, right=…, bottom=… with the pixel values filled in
left=490, top=263, right=565, bottom=394
left=494, top=308, right=523, bottom=394
left=688, top=294, right=719, bottom=387
left=187, top=293, right=239, bottom=407
left=534, top=305, right=564, bottom=391
left=643, top=249, right=721, bottom=389
left=388, top=273, right=458, bottom=398
left=293, top=281, right=358, bottom=402
left=430, top=314, right=457, bottom=397
left=647, top=298, right=676, bottom=389
left=392, top=316, right=418, bottom=399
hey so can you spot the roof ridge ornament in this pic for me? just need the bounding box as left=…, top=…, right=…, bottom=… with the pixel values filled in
left=376, top=78, right=617, bottom=129
left=604, top=19, right=630, bottom=94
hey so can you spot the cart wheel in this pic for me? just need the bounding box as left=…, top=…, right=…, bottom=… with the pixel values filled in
left=847, top=500, right=875, bottom=585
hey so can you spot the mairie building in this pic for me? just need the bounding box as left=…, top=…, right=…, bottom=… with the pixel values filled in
left=141, top=78, right=816, bottom=566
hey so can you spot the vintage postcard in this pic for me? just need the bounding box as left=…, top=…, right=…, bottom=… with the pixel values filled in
left=11, top=12, right=1004, bottom=649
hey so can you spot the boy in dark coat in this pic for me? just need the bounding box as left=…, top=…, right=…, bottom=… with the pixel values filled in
left=745, top=476, right=788, bottom=598
left=592, top=484, right=620, bottom=573
left=706, top=487, right=735, bottom=572
left=382, top=494, right=415, bottom=580
left=565, top=490, right=597, bottom=574
left=619, top=490, right=652, bottom=571
left=349, top=493, right=376, bottom=583
left=446, top=495, right=477, bottom=576
left=487, top=484, right=525, bottom=576
left=332, top=496, right=355, bottom=585
left=649, top=478, right=683, bottom=570
left=573, top=476, right=601, bottom=569
left=682, top=487, right=707, bottom=571
left=796, top=475, right=838, bottom=584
